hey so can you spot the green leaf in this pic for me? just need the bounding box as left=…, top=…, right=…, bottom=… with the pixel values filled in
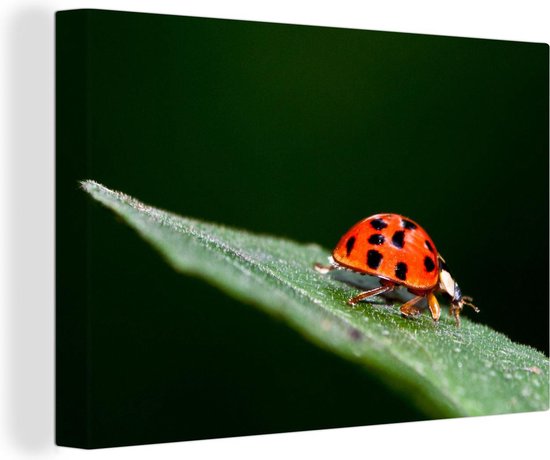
left=82, top=180, right=548, bottom=418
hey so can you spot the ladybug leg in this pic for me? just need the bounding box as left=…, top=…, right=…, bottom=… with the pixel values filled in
left=347, top=281, right=394, bottom=306
left=313, top=263, right=335, bottom=274
left=449, top=297, right=479, bottom=327
left=399, top=296, right=424, bottom=318
left=427, top=292, right=441, bottom=322
left=450, top=304, right=462, bottom=327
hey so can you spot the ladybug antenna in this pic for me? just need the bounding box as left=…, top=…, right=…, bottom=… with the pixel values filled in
left=438, top=262, right=479, bottom=315
left=450, top=295, right=479, bottom=327
left=461, top=296, right=480, bottom=313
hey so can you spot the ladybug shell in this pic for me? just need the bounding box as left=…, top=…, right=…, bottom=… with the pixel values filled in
left=332, top=213, right=439, bottom=291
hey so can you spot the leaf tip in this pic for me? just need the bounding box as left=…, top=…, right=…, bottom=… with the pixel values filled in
left=79, top=179, right=100, bottom=192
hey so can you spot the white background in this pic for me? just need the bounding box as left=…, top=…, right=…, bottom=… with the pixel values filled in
left=0, top=0, right=548, bottom=459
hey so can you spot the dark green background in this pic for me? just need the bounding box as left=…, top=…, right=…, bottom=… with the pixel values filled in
left=56, top=9, right=549, bottom=448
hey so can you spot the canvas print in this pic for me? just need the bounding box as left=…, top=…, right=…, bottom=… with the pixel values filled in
left=56, top=9, right=549, bottom=449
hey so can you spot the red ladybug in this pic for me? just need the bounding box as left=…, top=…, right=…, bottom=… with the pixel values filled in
left=315, top=213, right=478, bottom=326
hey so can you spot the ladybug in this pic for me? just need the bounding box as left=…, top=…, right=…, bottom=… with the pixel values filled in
left=315, top=213, right=478, bottom=326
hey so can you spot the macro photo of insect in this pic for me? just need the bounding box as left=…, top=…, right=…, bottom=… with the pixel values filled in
left=56, top=9, right=548, bottom=451
left=315, top=213, right=479, bottom=326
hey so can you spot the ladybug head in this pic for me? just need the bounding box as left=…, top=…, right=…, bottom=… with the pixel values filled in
left=437, top=257, right=459, bottom=299
left=437, top=256, right=479, bottom=315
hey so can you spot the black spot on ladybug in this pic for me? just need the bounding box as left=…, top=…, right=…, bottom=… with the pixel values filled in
left=395, top=262, right=408, bottom=280
left=370, top=218, right=388, bottom=230
left=391, top=230, right=405, bottom=249
left=401, top=219, right=417, bottom=230
left=367, top=249, right=383, bottom=270
left=424, top=256, right=435, bottom=272
left=368, top=234, right=385, bottom=245
left=346, top=236, right=356, bottom=256
left=425, top=240, right=434, bottom=253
